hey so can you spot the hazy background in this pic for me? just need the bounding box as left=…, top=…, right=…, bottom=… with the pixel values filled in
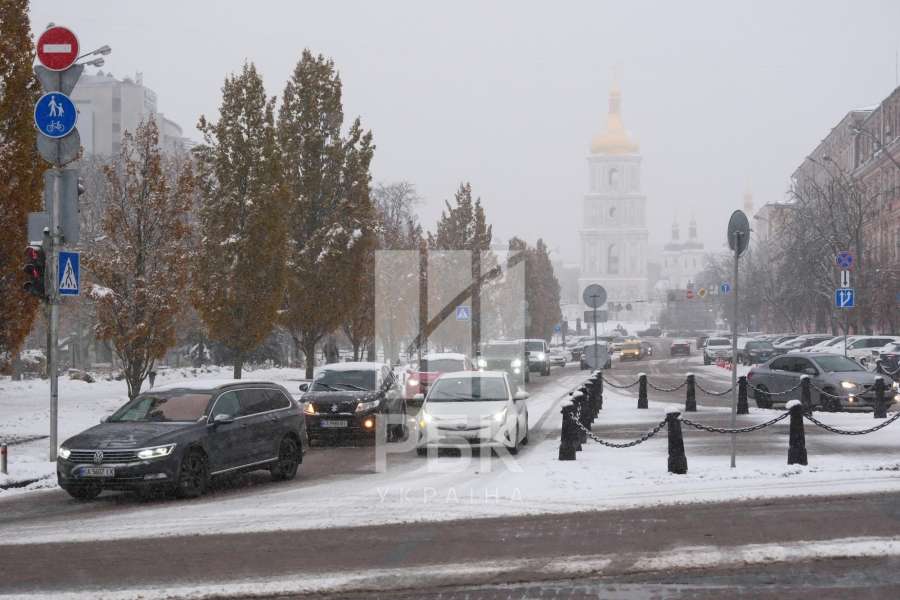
left=30, top=0, right=900, bottom=262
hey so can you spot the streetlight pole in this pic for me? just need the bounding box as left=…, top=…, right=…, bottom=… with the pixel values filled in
left=730, top=231, right=742, bottom=469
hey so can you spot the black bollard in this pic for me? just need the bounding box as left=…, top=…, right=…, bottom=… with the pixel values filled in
left=737, top=376, right=749, bottom=415
left=558, top=401, right=577, bottom=460
left=596, top=371, right=604, bottom=410
left=685, top=374, right=697, bottom=412
left=787, top=400, right=808, bottom=466
left=800, top=375, right=811, bottom=411
left=638, top=373, right=648, bottom=409
left=587, top=380, right=599, bottom=419
left=577, top=391, right=591, bottom=442
left=874, top=377, right=887, bottom=419
left=666, top=409, right=688, bottom=474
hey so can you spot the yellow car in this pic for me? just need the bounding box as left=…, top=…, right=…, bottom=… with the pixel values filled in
left=620, top=340, right=642, bottom=361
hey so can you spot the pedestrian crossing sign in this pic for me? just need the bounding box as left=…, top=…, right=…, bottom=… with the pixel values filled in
left=456, top=306, right=471, bottom=321
left=58, top=251, right=79, bottom=296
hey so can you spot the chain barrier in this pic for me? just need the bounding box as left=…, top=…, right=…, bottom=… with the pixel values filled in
left=747, top=379, right=805, bottom=398
left=570, top=409, right=667, bottom=448
left=694, top=380, right=734, bottom=397
left=603, top=377, right=641, bottom=389
left=646, top=380, right=687, bottom=393
left=679, top=411, right=791, bottom=434
left=804, top=410, right=900, bottom=435
left=806, top=381, right=843, bottom=399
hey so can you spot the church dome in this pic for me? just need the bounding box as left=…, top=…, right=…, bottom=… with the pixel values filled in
left=590, top=82, right=640, bottom=155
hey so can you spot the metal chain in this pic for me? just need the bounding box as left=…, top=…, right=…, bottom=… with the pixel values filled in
left=647, top=380, right=687, bottom=393
left=679, top=411, right=791, bottom=434
left=804, top=410, right=900, bottom=435
left=747, top=379, right=805, bottom=398
left=569, top=411, right=667, bottom=448
left=694, top=380, right=734, bottom=397
left=806, top=382, right=843, bottom=399
left=604, top=378, right=641, bottom=389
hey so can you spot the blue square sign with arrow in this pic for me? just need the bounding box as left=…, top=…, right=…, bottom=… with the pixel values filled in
left=58, top=251, right=79, bottom=296
left=834, top=288, right=854, bottom=309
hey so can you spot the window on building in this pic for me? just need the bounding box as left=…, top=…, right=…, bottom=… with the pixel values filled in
left=609, top=205, right=616, bottom=219
left=607, top=244, right=619, bottom=275
left=608, top=168, right=619, bottom=190
left=112, top=97, right=121, bottom=113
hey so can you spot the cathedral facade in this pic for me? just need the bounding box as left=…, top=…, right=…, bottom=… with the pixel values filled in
left=578, top=82, right=650, bottom=321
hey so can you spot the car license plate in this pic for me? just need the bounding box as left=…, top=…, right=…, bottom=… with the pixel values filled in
left=78, top=467, right=114, bottom=478
left=320, top=419, right=348, bottom=428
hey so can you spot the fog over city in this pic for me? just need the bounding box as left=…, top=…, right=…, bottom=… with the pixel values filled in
left=29, top=0, right=900, bottom=261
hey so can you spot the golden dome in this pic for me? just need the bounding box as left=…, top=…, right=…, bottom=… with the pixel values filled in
left=590, top=82, right=639, bottom=155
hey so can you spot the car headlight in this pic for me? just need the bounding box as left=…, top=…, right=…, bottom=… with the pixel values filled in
left=477, top=358, right=487, bottom=368
left=407, top=378, right=420, bottom=387
left=533, top=352, right=546, bottom=361
left=57, top=446, right=71, bottom=460
left=419, top=410, right=431, bottom=428
left=303, top=402, right=317, bottom=415
left=137, top=444, right=176, bottom=460
left=841, top=381, right=857, bottom=390
left=493, top=408, right=508, bottom=423
left=511, top=358, right=522, bottom=368
left=355, top=399, right=381, bottom=413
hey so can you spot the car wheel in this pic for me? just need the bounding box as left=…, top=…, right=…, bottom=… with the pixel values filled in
left=755, top=385, right=773, bottom=409
left=508, top=425, right=520, bottom=455
left=63, top=484, right=102, bottom=501
left=271, top=436, right=300, bottom=481
left=176, top=449, right=208, bottom=499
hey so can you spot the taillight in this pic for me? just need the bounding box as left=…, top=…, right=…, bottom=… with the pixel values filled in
left=747, top=371, right=754, bottom=381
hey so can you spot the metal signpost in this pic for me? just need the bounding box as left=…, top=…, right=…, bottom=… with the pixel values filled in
left=727, top=210, right=750, bottom=469
left=583, top=284, right=607, bottom=370
left=835, top=251, right=855, bottom=357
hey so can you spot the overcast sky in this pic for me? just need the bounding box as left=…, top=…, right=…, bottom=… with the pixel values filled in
left=30, top=0, right=900, bottom=263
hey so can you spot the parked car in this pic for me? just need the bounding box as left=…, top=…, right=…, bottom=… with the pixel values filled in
left=748, top=353, right=900, bottom=410
left=57, top=380, right=306, bottom=500
left=478, top=341, right=529, bottom=385
left=773, top=334, right=833, bottom=355
left=416, top=371, right=529, bottom=455
left=637, top=326, right=662, bottom=337
left=303, top=362, right=407, bottom=445
left=670, top=339, right=692, bottom=357
left=792, top=335, right=851, bottom=354
left=843, top=336, right=900, bottom=367
left=620, top=339, right=643, bottom=361
left=874, top=342, right=900, bottom=379
left=769, top=334, right=799, bottom=346
left=404, top=353, right=474, bottom=401
left=548, top=346, right=568, bottom=366
left=702, top=337, right=731, bottom=365
left=520, top=338, right=551, bottom=376
left=739, top=340, right=776, bottom=365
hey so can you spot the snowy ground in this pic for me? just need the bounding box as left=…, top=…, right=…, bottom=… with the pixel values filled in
left=3, top=363, right=900, bottom=546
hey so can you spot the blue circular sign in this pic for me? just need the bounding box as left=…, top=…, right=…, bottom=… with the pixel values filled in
left=836, top=251, right=853, bottom=270
left=720, top=282, right=731, bottom=294
left=34, top=92, right=77, bottom=139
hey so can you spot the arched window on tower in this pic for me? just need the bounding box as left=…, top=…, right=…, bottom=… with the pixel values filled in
left=608, top=168, right=619, bottom=190
left=607, top=244, right=619, bottom=275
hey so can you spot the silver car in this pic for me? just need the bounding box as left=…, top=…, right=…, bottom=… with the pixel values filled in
left=748, top=353, right=900, bottom=411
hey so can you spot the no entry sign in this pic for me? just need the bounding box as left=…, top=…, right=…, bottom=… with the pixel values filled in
left=36, top=26, right=79, bottom=71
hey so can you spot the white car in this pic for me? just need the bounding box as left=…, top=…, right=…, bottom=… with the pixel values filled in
left=702, top=337, right=732, bottom=365
left=791, top=335, right=853, bottom=354
left=416, top=371, right=529, bottom=455
left=842, top=336, right=900, bottom=366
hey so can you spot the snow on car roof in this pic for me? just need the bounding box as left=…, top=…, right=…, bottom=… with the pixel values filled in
left=435, top=370, right=506, bottom=379
left=422, top=352, right=468, bottom=361
left=150, top=379, right=274, bottom=392
left=317, top=361, right=386, bottom=372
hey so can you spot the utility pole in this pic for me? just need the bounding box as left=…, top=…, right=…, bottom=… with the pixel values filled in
left=726, top=210, right=750, bottom=469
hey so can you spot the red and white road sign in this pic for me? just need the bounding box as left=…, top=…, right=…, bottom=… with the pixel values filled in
left=36, top=26, right=79, bottom=71
left=686, top=289, right=694, bottom=300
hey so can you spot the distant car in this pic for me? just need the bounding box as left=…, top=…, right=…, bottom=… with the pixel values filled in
left=702, top=337, right=731, bottom=365
left=640, top=340, right=654, bottom=358
left=404, top=353, right=475, bottom=401
left=739, top=340, right=776, bottom=365
left=670, top=339, right=692, bottom=357
left=548, top=346, right=568, bottom=366
left=637, top=327, right=662, bottom=337
left=843, top=336, right=900, bottom=367
left=478, top=341, right=530, bottom=385
left=774, top=334, right=833, bottom=355
left=520, top=338, right=551, bottom=376
left=57, top=380, right=306, bottom=501
left=416, top=371, right=529, bottom=455
left=748, top=353, right=900, bottom=410
left=620, top=339, right=643, bottom=361
left=303, top=362, right=407, bottom=445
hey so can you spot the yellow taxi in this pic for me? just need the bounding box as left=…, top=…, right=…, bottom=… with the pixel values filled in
left=620, top=339, right=643, bottom=361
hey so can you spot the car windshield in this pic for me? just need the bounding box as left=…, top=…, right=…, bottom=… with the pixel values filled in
left=525, top=341, right=544, bottom=352
left=746, top=341, right=774, bottom=350
left=481, top=344, right=521, bottom=358
left=813, top=356, right=865, bottom=373
left=707, top=339, right=729, bottom=346
left=622, top=342, right=641, bottom=350
left=312, top=369, right=377, bottom=391
left=108, top=390, right=212, bottom=422
left=428, top=377, right=508, bottom=402
left=419, top=358, right=464, bottom=372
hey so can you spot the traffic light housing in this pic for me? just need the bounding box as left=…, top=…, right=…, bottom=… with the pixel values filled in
left=23, top=245, right=47, bottom=301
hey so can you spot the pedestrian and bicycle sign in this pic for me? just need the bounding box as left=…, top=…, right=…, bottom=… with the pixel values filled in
left=835, top=288, right=854, bottom=309
left=58, top=251, right=80, bottom=296
left=34, top=92, right=77, bottom=139
left=455, top=306, right=470, bottom=321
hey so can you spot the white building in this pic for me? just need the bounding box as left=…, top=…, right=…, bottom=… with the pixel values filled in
left=71, top=71, right=188, bottom=156
left=660, top=217, right=705, bottom=290
left=578, top=81, right=650, bottom=321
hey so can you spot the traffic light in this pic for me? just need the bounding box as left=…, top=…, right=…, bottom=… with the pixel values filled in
left=23, top=245, right=47, bottom=300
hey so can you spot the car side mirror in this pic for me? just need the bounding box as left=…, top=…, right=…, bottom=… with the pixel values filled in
left=803, top=367, right=817, bottom=376
left=211, top=413, right=235, bottom=426
left=298, top=382, right=310, bottom=393
left=514, top=390, right=529, bottom=401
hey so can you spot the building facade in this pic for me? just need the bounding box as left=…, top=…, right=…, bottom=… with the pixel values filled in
left=660, top=217, right=704, bottom=290
left=71, top=71, right=188, bottom=156
left=578, top=82, right=649, bottom=321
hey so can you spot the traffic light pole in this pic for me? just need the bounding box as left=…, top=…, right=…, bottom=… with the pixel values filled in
left=47, top=169, right=60, bottom=462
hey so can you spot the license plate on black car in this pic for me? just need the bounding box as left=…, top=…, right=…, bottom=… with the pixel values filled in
left=78, top=467, right=114, bottom=477
left=320, top=419, right=348, bottom=428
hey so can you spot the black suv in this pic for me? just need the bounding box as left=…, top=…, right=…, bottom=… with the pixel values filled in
left=302, top=362, right=407, bottom=445
left=57, top=381, right=306, bottom=500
